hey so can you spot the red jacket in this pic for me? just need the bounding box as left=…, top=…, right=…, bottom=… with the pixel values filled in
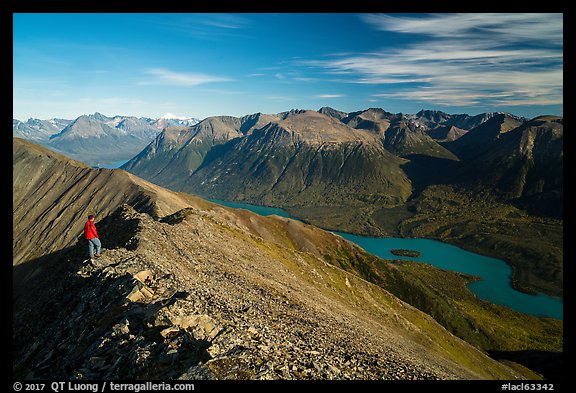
left=84, top=220, right=99, bottom=240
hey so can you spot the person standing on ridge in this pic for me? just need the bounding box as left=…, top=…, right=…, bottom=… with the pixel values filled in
left=84, top=214, right=101, bottom=261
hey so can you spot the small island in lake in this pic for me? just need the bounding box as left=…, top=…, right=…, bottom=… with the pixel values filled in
left=390, top=249, right=421, bottom=258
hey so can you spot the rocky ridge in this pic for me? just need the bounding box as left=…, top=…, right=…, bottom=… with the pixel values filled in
left=13, top=203, right=522, bottom=380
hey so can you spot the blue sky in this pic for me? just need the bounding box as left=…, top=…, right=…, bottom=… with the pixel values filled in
left=13, top=13, right=563, bottom=121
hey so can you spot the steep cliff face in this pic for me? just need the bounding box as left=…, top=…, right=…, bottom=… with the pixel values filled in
left=13, top=138, right=525, bottom=380
left=456, top=116, right=563, bottom=217
left=443, top=113, right=524, bottom=160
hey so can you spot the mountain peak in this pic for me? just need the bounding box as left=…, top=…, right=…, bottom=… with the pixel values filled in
left=274, top=110, right=377, bottom=143
left=160, top=112, right=189, bottom=120
left=317, top=106, right=348, bottom=120
left=90, top=112, right=112, bottom=122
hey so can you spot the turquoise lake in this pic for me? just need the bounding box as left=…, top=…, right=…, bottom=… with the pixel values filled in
left=207, top=198, right=563, bottom=320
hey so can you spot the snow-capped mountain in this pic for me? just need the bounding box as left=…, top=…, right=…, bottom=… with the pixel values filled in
left=13, top=118, right=73, bottom=141
left=13, top=112, right=200, bottom=167
left=150, top=113, right=200, bottom=130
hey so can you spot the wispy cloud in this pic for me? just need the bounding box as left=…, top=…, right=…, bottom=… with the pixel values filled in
left=361, top=13, right=563, bottom=42
left=307, top=13, right=563, bottom=108
left=315, top=94, right=345, bottom=99
left=201, top=14, right=251, bottom=30
left=148, top=14, right=252, bottom=41
left=140, top=68, right=232, bottom=86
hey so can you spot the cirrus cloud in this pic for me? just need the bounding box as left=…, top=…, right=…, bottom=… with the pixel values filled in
left=140, top=68, right=232, bottom=86
left=361, top=13, right=563, bottom=43
left=306, top=13, right=563, bottom=108
left=315, top=94, right=345, bottom=99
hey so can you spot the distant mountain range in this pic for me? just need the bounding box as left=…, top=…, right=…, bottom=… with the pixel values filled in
left=15, top=107, right=559, bottom=223
left=121, top=106, right=559, bottom=220
left=13, top=112, right=199, bottom=167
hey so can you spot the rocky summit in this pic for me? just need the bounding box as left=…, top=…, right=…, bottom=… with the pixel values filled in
left=13, top=138, right=528, bottom=380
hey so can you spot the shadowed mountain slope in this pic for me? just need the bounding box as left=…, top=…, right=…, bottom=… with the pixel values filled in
left=318, top=106, right=348, bottom=120
left=451, top=116, right=563, bottom=218
left=382, top=120, right=459, bottom=160
left=442, top=113, right=524, bottom=160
